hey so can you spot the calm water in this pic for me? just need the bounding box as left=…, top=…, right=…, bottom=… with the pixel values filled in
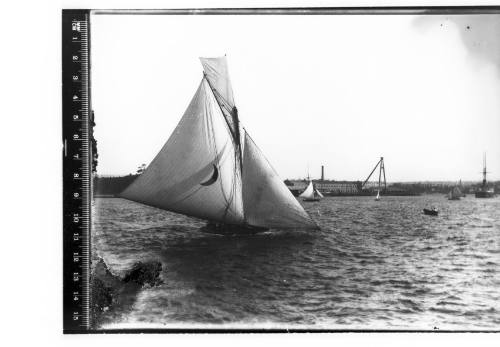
left=92, top=195, right=500, bottom=330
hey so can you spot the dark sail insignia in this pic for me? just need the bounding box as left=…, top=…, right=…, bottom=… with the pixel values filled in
left=200, top=164, right=219, bottom=186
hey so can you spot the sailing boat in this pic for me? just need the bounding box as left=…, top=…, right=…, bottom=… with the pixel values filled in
left=120, top=57, right=318, bottom=234
left=375, top=190, right=380, bottom=201
left=475, top=153, right=495, bottom=198
left=447, top=186, right=462, bottom=200
left=299, top=180, right=323, bottom=202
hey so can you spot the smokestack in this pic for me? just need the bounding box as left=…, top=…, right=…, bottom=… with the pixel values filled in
left=321, top=165, right=324, bottom=181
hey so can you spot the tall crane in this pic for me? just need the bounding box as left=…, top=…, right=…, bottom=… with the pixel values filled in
left=362, top=157, right=387, bottom=192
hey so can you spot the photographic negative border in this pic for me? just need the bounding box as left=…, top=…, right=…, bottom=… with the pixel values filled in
left=62, top=6, right=500, bottom=334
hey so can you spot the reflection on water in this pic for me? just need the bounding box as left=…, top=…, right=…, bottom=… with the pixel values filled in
left=92, top=195, right=500, bottom=329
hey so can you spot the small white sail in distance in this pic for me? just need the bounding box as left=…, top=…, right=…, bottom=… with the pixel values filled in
left=120, top=56, right=317, bottom=230
left=449, top=186, right=462, bottom=200
left=299, top=181, right=315, bottom=199
left=299, top=180, right=323, bottom=200
left=375, top=190, right=380, bottom=200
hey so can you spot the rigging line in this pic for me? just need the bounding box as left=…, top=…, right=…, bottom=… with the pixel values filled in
left=203, top=74, right=232, bottom=108
left=208, top=100, right=231, bottom=220
left=205, top=79, right=238, bottom=222
left=211, top=87, right=233, bottom=111
left=203, top=75, right=237, bottom=137
left=203, top=75, right=243, bottom=173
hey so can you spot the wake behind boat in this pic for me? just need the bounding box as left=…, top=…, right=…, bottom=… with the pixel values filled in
left=120, top=57, right=319, bottom=234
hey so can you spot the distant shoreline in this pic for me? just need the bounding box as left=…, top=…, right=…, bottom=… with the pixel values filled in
left=93, top=174, right=499, bottom=198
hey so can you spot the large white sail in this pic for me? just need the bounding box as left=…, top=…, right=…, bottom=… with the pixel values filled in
left=200, top=56, right=244, bottom=182
left=121, top=57, right=317, bottom=231
left=200, top=57, right=235, bottom=109
left=120, top=79, right=244, bottom=224
left=299, top=181, right=315, bottom=199
left=199, top=57, right=241, bottom=147
left=242, top=132, right=317, bottom=229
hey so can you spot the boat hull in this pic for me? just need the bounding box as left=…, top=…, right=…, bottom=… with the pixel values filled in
left=475, top=191, right=495, bottom=198
left=200, top=222, right=268, bottom=235
left=303, top=198, right=321, bottom=202
left=423, top=209, right=438, bottom=216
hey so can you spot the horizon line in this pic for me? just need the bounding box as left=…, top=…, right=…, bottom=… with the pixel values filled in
left=94, top=173, right=500, bottom=183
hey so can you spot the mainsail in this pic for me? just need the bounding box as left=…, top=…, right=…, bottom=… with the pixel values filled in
left=121, top=57, right=317, bottom=231
left=120, top=79, right=244, bottom=224
left=200, top=57, right=242, bottom=170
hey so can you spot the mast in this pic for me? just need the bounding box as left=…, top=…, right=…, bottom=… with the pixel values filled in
left=122, top=56, right=318, bottom=231
left=119, top=78, right=245, bottom=225
left=203, top=72, right=243, bottom=174
left=482, top=152, right=487, bottom=188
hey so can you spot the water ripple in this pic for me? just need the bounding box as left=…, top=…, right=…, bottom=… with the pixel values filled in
left=93, top=195, right=500, bottom=329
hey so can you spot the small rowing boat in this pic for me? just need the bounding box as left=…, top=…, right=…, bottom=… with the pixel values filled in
left=423, top=208, right=438, bottom=216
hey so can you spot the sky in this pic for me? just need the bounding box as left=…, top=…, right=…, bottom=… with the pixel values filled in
left=91, top=13, right=500, bottom=182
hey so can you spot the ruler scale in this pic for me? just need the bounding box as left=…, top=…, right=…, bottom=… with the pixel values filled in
left=62, top=9, right=92, bottom=332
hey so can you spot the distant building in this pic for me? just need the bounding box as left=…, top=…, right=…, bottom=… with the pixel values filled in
left=286, top=179, right=360, bottom=195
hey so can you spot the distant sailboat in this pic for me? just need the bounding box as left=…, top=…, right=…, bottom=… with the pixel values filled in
left=120, top=57, right=318, bottom=234
left=448, top=186, right=462, bottom=200
left=475, top=153, right=495, bottom=198
left=299, top=180, right=323, bottom=202
left=375, top=190, right=380, bottom=201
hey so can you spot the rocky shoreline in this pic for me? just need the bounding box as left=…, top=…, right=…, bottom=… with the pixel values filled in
left=90, top=258, right=163, bottom=328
